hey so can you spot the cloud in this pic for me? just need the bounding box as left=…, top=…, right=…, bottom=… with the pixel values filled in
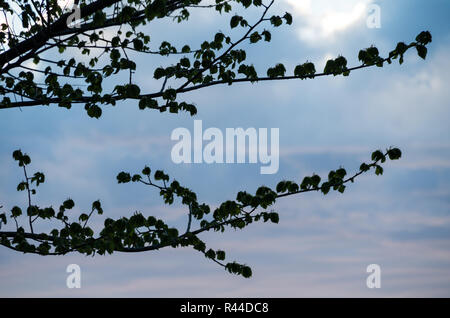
left=284, top=0, right=373, bottom=45
left=356, top=46, right=450, bottom=141
left=2, top=162, right=450, bottom=297
left=1, top=0, right=450, bottom=297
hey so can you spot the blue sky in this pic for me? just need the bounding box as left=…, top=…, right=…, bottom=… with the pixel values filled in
left=0, top=0, right=449, bottom=297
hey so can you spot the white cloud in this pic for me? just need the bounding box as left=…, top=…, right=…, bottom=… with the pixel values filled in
left=284, top=0, right=372, bottom=45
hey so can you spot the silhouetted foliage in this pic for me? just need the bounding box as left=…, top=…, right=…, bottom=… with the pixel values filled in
left=0, top=0, right=431, bottom=277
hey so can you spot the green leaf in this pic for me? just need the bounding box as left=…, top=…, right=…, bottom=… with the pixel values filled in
left=125, top=84, right=141, bottom=98
left=142, top=166, right=151, bottom=175
left=92, top=200, right=102, bottom=214
left=371, top=150, right=385, bottom=162
left=270, top=15, right=283, bottom=27
left=11, top=206, right=22, bottom=217
left=283, top=12, right=293, bottom=25
left=321, top=182, right=331, bottom=195
left=117, top=172, right=131, bottom=183
left=249, top=32, right=262, bottom=43
left=360, top=163, right=370, bottom=172
left=416, top=45, right=427, bottom=59
left=242, top=266, right=252, bottom=278
left=387, top=148, right=402, bottom=160
left=415, top=31, right=432, bottom=45
left=86, top=105, right=102, bottom=118
left=269, top=212, right=279, bottom=224
left=79, top=213, right=89, bottom=222
left=181, top=45, right=191, bottom=53
left=276, top=181, right=286, bottom=193
left=217, top=250, right=226, bottom=261
left=375, top=165, right=384, bottom=176
left=262, top=30, right=271, bottom=42
left=154, top=67, right=166, bottom=80
left=0, top=213, right=7, bottom=225
left=63, top=199, right=75, bottom=210
left=133, top=39, right=144, bottom=51
left=132, top=174, right=142, bottom=182
left=310, top=175, right=321, bottom=187
left=16, top=181, right=27, bottom=191
left=230, top=15, right=241, bottom=28
left=205, top=249, right=216, bottom=259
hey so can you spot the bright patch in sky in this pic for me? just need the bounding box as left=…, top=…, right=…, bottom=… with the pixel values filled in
left=284, top=0, right=372, bottom=44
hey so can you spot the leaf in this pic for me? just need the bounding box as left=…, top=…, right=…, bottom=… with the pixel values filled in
left=276, top=181, right=286, bottom=193
left=249, top=32, right=262, bottom=43
left=269, top=212, right=279, bottom=224
left=360, top=163, right=370, bottom=172
left=375, top=165, right=384, bottom=176
left=387, top=148, right=402, bottom=160
left=86, top=105, right=102, bottom=118
left=217, top=250, right=226, bottom=261
left=142, top=166, right=151, bottom=175
left=0, top=213, right=7, bottom=225
left=262, top=30, right=271, bottom=42
left=11, top=206, right=22, bottom=217
left=63, top=199, right=75, bottom=210
left=270, top=15, right=283, bottom=27
left=415, top=31, right=432, bottom=45
left=116, top=172, right=131, bottom=183
left=321, top=182, right=331, bottom=195
left=416, top=45, right=427, bottom=59
left=242, top=266, right=252, bottom=278
left=230, top=15, right=241, bottom=28
left=205, top=249, right=216, bottom=259
left=79, top=213, right=89, bottom=222
left=283, top=12, right=293, bottom=25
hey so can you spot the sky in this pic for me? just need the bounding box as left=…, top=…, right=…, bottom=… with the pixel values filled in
left=0, top=0, right=449, bottom=297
